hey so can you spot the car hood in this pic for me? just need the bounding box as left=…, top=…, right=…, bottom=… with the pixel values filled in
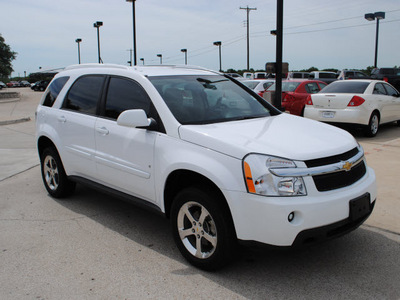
left=178, top=113, right=357, bottom=161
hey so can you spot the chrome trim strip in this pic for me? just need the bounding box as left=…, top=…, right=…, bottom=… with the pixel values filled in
left=269, top=149, right=364, bottom=177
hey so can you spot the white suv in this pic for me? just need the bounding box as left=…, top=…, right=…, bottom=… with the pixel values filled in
left=36, top=64, right=377, bottom=270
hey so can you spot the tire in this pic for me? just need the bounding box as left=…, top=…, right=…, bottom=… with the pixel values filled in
left=171, top=186, right=236, bottom=270
left=40, top=147, right=76, bottom=198
left=364, top=112, right=379, bottom=137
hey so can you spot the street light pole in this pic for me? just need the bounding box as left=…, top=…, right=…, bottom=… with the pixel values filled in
left=140, top=58, right=145, bottom=65
left=126, top=0, right=137, bottom=65
left=365, top=11, right=385, bottom=68
left=181, top=49, right=187, bottom=65
left=213, top=41, right=222, bottom=72
left=157, top=54, right=162, bottom=64
left=93, top=21, right=103, bottom=63
left=240, top=6, right=257, bottom=71
left=275, top=0, right=283, bottom=110
left=75, top=38, right=82, bottom=64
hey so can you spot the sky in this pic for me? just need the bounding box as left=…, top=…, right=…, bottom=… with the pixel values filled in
left=1, top=0, right=400, bottom=77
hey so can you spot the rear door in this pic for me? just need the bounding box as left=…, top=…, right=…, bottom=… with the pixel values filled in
left=57, top=75, right=105, bottom=179
left=94, top=76, right=157, bottom=202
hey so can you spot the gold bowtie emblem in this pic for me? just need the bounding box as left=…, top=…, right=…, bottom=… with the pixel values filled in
left=342, top=161, right=353, bottom=172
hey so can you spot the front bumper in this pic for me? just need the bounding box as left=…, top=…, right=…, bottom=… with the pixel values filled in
left=224, top=166, right=377, bottom=247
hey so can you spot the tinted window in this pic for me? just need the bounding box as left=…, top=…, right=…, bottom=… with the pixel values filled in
left=320, top=81, right=369, bottom=94
left=373, top=83, right=387, bottom=95
left=42, top=76, right=69, bottom=107
left=383, top=83, right=399, bottom=96
left=105, top=77, right=151, bottom=119
left=355, top=72, right=368, bottom=78
left=319, top=73, right=336, bottom=79
left=305, top=82, right=320, bottom=94
left=64, top=76, right=105, bottom=114
left=149, top=75, right=274, bottom=125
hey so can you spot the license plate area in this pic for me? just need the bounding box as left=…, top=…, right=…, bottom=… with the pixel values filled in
left=349, top=193, right=371, bottom=221
left=322, top=111, right=335, bottom=118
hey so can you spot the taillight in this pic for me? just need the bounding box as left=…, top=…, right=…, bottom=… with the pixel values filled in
left=383, top=77, right=389, bottom=82
left=347, top=95, right=365, bottom=107
left=305, top=95, right=313, bottom=105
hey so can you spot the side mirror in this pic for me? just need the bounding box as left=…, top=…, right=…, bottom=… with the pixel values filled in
left=117, top=109, right=152, bottom=128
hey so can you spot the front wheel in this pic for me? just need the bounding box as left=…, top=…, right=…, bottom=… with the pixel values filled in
left=364, top=112, right=379, bottom=137
left=40, top=147, right=76, bottom=198
left=171, top=186, right=236, bottom=270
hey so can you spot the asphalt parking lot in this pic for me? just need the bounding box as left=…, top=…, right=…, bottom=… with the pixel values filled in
left=1, top=88, right=399, bottom=299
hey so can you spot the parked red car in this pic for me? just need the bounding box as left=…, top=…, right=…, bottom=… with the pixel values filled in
left=266, top=80, right=327, bottom=116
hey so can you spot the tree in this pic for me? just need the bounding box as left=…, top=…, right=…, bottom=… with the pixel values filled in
left=0, top=34, right=17, bottom=78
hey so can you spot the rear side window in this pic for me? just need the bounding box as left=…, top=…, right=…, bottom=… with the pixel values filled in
left=305, top=82, right=320, bottom=94
left=42, top=76, right=69, bottom=107
left=104, top=77, right=151, bottom=119
left=320, top=73, right=336, bottom=79
left=63, top=75, right=105, bottom=115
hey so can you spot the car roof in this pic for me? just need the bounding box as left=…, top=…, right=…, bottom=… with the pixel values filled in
left=63, top=63, right=219, bottom=77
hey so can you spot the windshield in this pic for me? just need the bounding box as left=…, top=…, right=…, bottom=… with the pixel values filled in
left=149, top=75, right=274, bottom=124
left=320, top=81, right=369, bottom=94
left=267, top=82, right=301, bottom=92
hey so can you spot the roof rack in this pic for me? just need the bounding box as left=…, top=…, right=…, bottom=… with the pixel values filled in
left=65, top=63, right=129, bottom=71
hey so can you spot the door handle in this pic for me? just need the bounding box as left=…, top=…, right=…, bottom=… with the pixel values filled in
left=96, top=126, right=109, bottom=135
left=57, top=116, right=66, bottom=123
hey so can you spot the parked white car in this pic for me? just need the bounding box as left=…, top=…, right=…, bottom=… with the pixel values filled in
left=36, top=64, right=376, bottom=270
left=242, top=79, right=275, bottom=97
left=304, top=80, right=400, bottom=137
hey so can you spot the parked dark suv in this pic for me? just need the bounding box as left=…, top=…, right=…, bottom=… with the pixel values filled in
left=31, top=80, right=49, bottom=91
left=370, top=68, right=400, bottom=91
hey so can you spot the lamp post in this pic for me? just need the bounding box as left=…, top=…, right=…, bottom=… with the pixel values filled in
left=93, top=21, right=103, bottom=63
left=213, top=41, right=222, bottom=72
left=126, top=0, right=137, bottom=65
left=140, top=58, right=145, bottom=65
left=181, top=49, right=187, bottom=65
left=272, top=0, right=283, bottom=111
left=157, top=54, right=162, bottom=64
left=365, top=11, right=385, bottom=68
left=75, top=38, right=82, bottom=64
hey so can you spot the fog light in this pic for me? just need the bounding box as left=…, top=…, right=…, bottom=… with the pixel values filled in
left=288, top=212, right=295, bottom=222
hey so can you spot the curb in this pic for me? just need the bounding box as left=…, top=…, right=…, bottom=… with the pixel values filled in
left=0, top=117, right=31, bottom=126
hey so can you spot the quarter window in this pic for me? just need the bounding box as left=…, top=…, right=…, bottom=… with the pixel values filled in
left=104, top=77, right=151, bottom=119
left=42, top=76, right=69, bottom=107
left=64, top=75, right=105, bottom=114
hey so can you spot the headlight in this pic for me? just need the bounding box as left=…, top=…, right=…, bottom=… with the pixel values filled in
left=243, top=154, right=307, bottom=196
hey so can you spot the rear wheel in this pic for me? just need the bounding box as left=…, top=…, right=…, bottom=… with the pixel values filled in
left=364, top=112, right=379, bottom=137
left=171, top=186, right=236, bottom=270
left=40, top=147, right=76, bottom=198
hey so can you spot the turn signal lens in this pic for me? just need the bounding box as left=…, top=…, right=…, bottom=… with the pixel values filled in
left=347, top=95, right=365, bottom=107
left=305, top=95, right=313, bottom=105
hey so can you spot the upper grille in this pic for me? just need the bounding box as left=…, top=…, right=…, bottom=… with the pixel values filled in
left=305, top=147, right=359, bottom=168
left=304, top=147, right=367, bottom=192
left=312, top=160, right=367, bottom=192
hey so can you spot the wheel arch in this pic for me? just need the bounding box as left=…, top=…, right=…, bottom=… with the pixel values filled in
left=163, top=169, right=233, bottom=225
left=37, top=136, right=58, bottom=157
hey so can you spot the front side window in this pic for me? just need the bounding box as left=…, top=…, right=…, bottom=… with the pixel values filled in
left=63, top=75, right=105, bottom=115
left=42, top=76, right=69, bottom=107
left=149, top=75, right=275, bottom=124
left=104, top=77, right=151, bottom=119
left=382, top=83, right=398, bottom=96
